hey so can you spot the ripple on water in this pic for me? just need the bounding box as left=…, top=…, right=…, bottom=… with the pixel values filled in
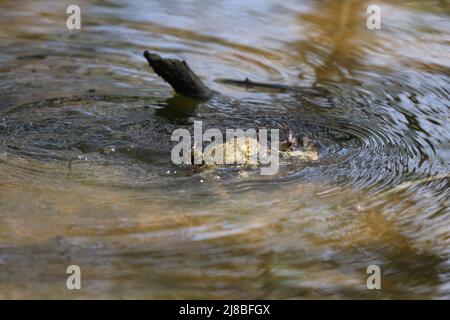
left=0, top=0, right=449, bottom=299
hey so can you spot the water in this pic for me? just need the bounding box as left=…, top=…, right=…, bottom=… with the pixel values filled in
left=0, top=0, right=449, bottom=299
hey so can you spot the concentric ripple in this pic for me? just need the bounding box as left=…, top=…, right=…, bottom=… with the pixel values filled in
left=0, top=0, right=449, bottom=299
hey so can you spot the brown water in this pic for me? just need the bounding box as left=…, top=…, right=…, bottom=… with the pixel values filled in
left=0, top=0, right=449, bottom=299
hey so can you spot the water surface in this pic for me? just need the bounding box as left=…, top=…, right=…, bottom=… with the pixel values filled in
left=0, top=0, right=449, bottom=299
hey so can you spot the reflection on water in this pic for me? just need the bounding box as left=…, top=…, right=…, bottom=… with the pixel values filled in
left=0, top=0, right=449, bottom=299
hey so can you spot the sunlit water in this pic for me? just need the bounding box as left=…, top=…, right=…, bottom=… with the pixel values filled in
left=0, top=0, right=449, bottom=299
